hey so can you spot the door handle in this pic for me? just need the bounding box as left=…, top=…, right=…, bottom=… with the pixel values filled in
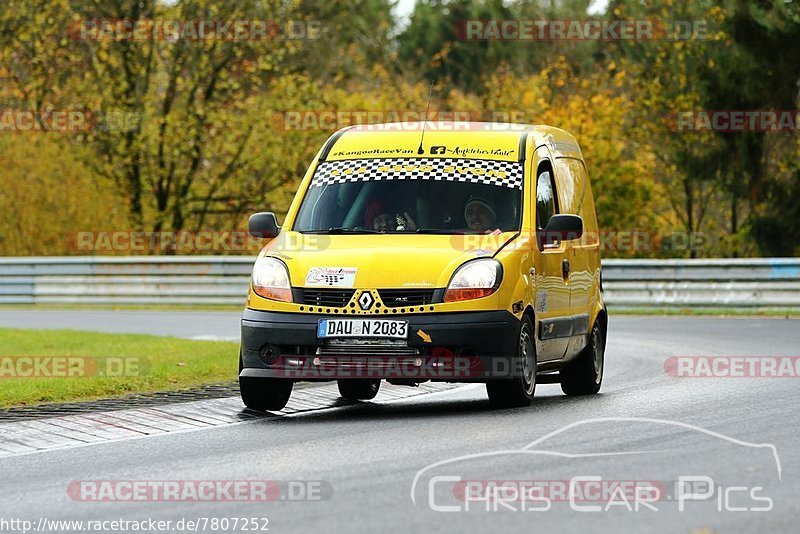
left=562, top=259, right=570, bottom=278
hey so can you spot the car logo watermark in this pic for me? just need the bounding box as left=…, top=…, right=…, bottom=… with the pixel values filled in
left=411, top=417, right=781, bottom=513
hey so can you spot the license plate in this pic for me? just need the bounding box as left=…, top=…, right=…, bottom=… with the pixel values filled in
left=317, top=319, right=408, bottom=339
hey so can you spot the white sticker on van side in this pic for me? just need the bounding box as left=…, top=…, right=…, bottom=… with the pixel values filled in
left=311, top=158, right=523, bottom=189
left=305, top=267, right=358, bottom=287
left=536, top=290, right=548, bottom=313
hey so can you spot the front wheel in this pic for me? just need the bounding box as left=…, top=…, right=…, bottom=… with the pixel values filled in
left=338, top=379, right=381, bottom=400
left=240, top=376, right=293, bottom=411
left=486, top=315, right=536, bottom=408
left=561, top=319, right=605, bottom=396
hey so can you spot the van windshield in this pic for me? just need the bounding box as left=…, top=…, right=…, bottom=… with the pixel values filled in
left=293, top=158, right=523, bottom=234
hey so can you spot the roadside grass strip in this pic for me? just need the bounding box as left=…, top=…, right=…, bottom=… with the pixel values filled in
left=0, top=328, right=238, bottom=408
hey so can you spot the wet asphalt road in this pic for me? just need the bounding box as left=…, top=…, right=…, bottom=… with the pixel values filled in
left=0, top=313, right=798, bottom=533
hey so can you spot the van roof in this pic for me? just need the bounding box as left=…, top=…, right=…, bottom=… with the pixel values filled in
left=321, top=122, right=583, bottom=162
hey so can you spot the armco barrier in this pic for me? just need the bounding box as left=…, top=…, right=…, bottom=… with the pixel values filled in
left=602, top=258, right=800, bottom=308
left=0, top=257, right=252, bottom=305
left=0, top=257, right=798, bottom=308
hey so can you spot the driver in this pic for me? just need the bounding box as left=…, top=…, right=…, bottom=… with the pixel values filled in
left=364, top=198, right=417, bottom=232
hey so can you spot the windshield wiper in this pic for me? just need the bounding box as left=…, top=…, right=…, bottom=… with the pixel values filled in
left=414, top=228, right=463, bottom=234
left=305, top=227, right=380, bottom=234
left=415, top=228, right=510, bottom=235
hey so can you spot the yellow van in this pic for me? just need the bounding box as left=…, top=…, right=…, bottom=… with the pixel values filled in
left=240, top=122, right=607, bottom=410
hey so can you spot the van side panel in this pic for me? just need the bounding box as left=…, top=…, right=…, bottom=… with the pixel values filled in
left=530, top=146, right=571, bottom=361
left=571, top=159, right=601, bottom=324
left=552, top=157, right=603, bottom=350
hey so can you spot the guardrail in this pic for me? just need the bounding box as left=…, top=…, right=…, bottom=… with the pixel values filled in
left=0, top=257, right=798, bottom=308
left=0, top=257, right=253, bottom=305
left=602, top=258, right=800, bottom=308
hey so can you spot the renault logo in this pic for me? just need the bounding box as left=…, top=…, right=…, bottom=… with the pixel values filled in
left=358, top=292, right=374, bottom=310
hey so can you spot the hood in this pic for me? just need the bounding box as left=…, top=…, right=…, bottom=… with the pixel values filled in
left=262, top=231, right=516, bottom=289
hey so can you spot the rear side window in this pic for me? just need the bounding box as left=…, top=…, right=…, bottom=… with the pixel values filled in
left=535, top=169, right=558, bottom=230
left=574, top=160, right=599, bottom=235
left=554, top=158, right=599, bottom=245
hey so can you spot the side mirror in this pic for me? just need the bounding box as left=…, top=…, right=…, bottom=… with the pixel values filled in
left=248, top=212, right=280, bottom=239
left=540, top=214, right=583, bottom=247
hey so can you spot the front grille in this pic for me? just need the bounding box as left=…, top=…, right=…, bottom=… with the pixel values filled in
left=319, top=339, right=416, bottom=356
left=295, top=288, right=355, bottom=307
left=314, top=356, right=422, bottom=369
left=378, top=289, right=438, bottom=308
left=317, top=346, right=420, bottom=357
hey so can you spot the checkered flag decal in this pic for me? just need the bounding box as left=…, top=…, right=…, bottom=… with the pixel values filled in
left=311, top=158, right=523, bottom=189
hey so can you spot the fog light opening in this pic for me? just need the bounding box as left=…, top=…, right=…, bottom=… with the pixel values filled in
left=259, top=344, right=280, bottom=366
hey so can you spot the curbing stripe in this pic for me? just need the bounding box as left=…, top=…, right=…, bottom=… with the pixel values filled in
left=0, top=382, right=461, bottom=458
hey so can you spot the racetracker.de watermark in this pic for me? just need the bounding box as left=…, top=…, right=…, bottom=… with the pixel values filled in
left=0, top=357, right=144, bottom=379
left=0, top=109, right=141, bottom=133
left=273, top=111, right=529, bottom=131
left=668, top=110, right=800, bottom=132
left=67, top=480, right=332, bottom=502
left=273, top=352, right=486, bottom=380
left=454, top=19, right=710, bottom=41
left=450, top=231, right=706, bottom=253
left=69, top=19, right=321, bottom=41
left=67, top=231, right=330, bottom=254
left=68, top=230, right=705, bottom=254
left=665, top=356, right=800, bottom=378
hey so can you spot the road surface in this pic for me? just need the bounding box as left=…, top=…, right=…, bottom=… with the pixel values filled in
left=0, top=313, right=798, bottom=533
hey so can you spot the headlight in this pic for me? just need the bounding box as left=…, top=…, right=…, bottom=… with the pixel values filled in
left=252, top=257, right=292, bottom=302
left=444, top=259, right=502, bottom=302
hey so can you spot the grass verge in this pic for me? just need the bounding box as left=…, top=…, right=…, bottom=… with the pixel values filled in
left=0, top=328, right=238, bottom=408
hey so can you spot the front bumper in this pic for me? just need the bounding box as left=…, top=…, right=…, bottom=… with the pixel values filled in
left=240, top=308, right=521, bottom=382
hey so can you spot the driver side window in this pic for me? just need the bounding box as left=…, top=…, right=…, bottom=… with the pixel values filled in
left=536, top=168, right=558, bottom=231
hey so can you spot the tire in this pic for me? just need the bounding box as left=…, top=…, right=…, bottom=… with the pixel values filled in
left=338, top=379, right=381, bottom=400
left=486, top=315, right=536, bottom=408
left=561, top=319, right=605, bottom=396
left=238, top=351, right=293, bottom=411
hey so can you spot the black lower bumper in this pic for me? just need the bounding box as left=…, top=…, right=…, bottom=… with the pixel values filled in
left=240, top=308, right=521, bottom=382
